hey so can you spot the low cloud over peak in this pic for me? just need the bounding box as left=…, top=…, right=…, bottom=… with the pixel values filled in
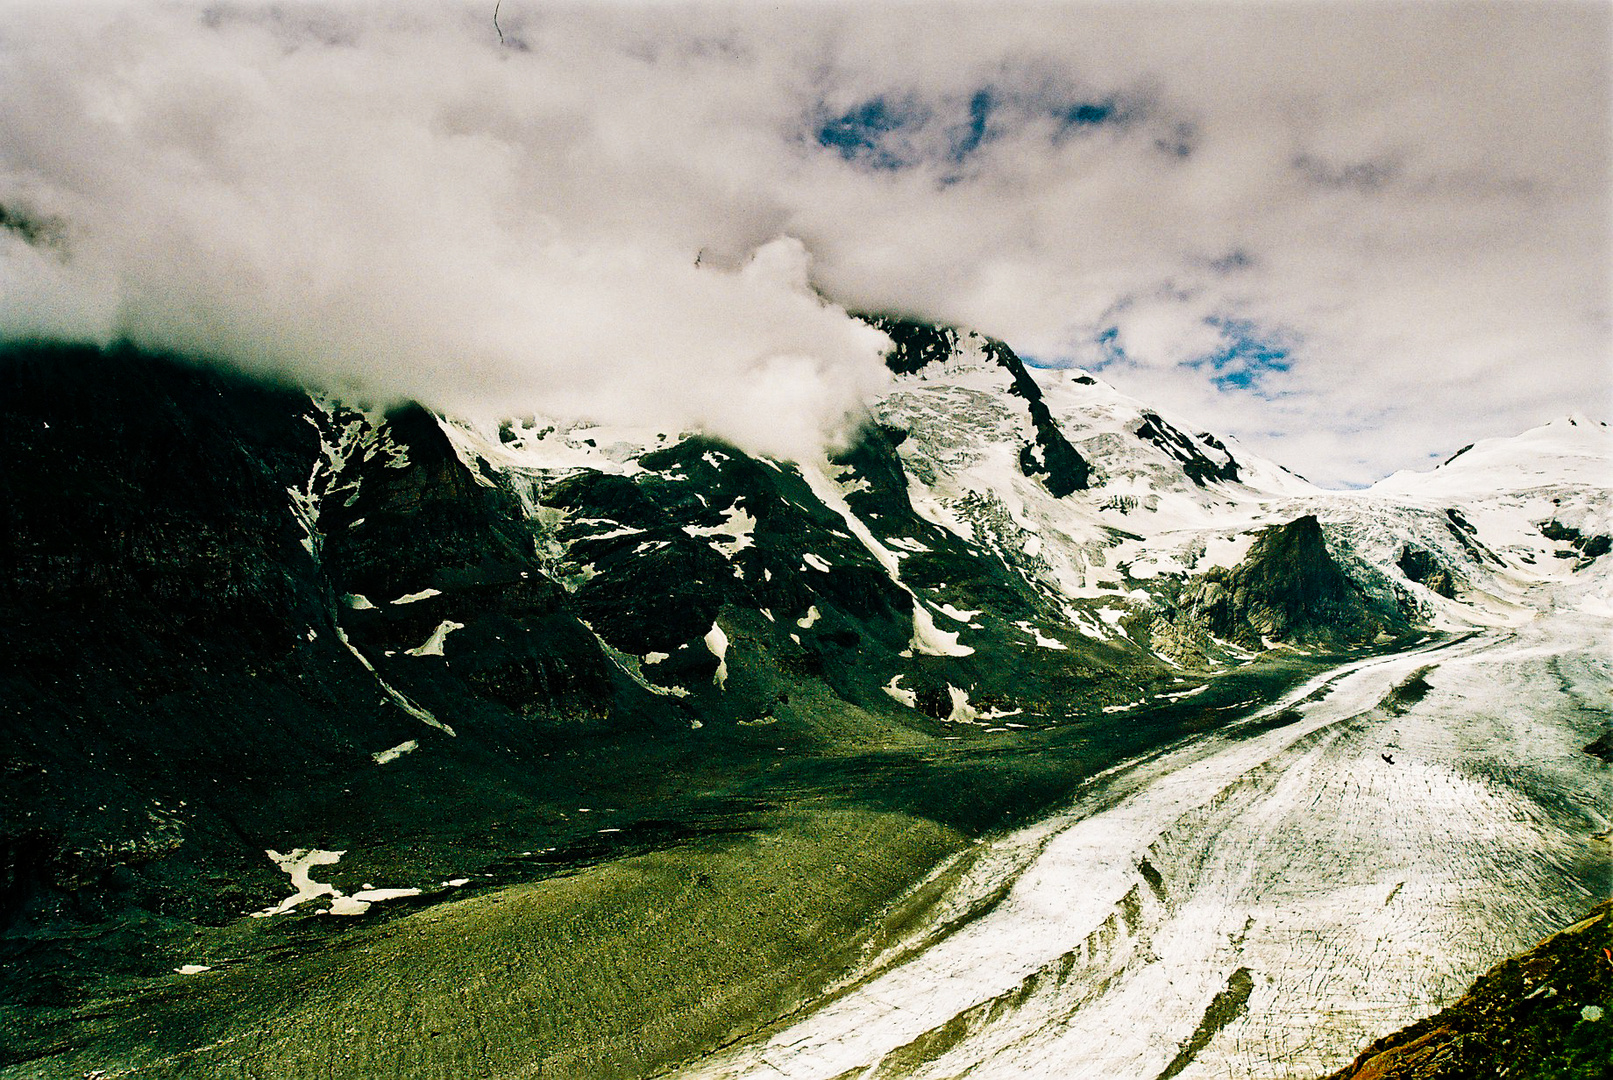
left=1, top=2, right=1607, bottom=483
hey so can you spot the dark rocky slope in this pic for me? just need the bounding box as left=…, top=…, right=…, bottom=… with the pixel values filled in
left=1396, top=545, right=1459, bottom=598
left=1171, top=514, right=1410, bottom=651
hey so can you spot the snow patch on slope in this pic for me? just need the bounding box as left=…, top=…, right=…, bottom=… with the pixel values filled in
left=685, top=503, right=757, bottom=555
left=253, top=848, right=344, bottom=917
left=371, top=739, right=418, bottom=765
left=405, top=620, right=463, bottom=657
left=912, top=603, right=975, bottom=657
left=705, top=622, right=730, bottom=689
left=334, top=625, right=455, bottom=736
left=883, top=675, right=918, bottom=708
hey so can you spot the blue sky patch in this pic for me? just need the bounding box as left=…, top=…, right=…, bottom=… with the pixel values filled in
left=1208, top=249, right=1254, bottom=275
left=1054, top=99, right=1124, bottom=139
left=816, top=97, right=927, bottom=170
left=1154, top=121, right=1196, bottom=159
left=1089, top=325, right=1126, bottom=371
left=814, top=83, right=1133, bottom=172
left=1198, top=317, right=1293, bottom=392
left=1087, top=318, right=1294, bottom=397
left=1064, top=101, right=1116, bottom=125
left=955, top=89, right=994, bottom=161
left=815, top=90, right=996, bottom=170
left=1292, top=152, right=1398, bottom=191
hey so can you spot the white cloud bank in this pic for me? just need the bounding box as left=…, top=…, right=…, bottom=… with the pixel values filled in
left=0, top=2, right=1607, bottom=483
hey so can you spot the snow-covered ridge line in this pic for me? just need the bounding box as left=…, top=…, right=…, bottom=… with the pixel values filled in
left=298, top=314, right=1611, bottom=694
left=317, top=322, right=1606, bottom=690
left=1372, top=414, right=1611, bottom=500
left=877, top=327, right=1610, bottom=644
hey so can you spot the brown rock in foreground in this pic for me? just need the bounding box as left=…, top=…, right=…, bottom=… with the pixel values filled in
left=1323, top=899, right=1612, bottom=1080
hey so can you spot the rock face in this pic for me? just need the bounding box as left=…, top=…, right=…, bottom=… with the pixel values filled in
left=1584, top=731, right=1613, bottom=762
left=1540, top=519, right=1612, bottom=568
left=316, top=402, right=621, bottom=726
left=1322, top=900, right=1612, bottom=1080
left=1173, top=515, right=1410, bottom=649
left=1396, top=546, right=1458, bottom=598
left=1133, top=410, right=1241, bottom=486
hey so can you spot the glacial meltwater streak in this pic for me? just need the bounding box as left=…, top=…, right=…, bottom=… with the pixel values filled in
left=686, top=605, right=1611, bottom=1079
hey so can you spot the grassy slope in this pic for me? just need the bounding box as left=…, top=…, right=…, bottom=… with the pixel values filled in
left=13, top=808, right=965, bottom=1079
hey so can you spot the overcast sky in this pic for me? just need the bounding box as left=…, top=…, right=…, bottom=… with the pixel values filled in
left=1, top=2, right=1607, bottom=485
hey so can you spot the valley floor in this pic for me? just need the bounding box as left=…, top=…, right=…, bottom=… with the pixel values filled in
left=4, top=611, right=1606, bottom=1079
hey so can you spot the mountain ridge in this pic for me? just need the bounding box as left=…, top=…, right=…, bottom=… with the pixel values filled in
left=0, top=324, right=1607, bottom=1078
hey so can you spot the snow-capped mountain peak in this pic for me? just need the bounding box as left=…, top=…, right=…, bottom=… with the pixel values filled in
left=1372, top=414, right=1612, bottom=501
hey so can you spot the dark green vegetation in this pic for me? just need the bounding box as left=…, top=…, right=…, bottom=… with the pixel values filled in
left=0, top=338, right=1410, bottom=1076
left=1323, top=900, right=1613, bottom=1080
left=10, top=807, right=969, bottom=1079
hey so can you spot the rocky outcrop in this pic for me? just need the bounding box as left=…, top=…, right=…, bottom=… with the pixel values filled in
left=1584, top=731, right=1613, bottom=761
left=1397, top=545, right=1458, bottom=598
left=862, top=316, right=960, bottom=376
left=1322, top=900, right=1612, bottom=1080
left=1133, top=410, right=1241, bottom=486
left=1540, top=519, right=1612, bottom=567
left=1173, top=515, right=1410, bottom=650
left=1444, top=508, right=1505, bottom=568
